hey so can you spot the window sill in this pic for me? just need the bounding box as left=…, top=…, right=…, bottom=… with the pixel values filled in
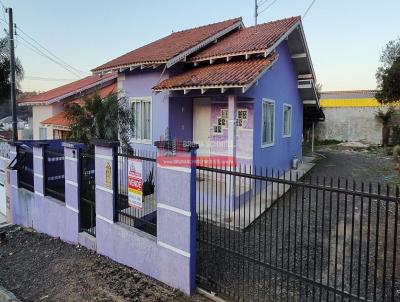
left=261, top=143, right=274, bottom=148
left=283, top=135, right=291, bottom=138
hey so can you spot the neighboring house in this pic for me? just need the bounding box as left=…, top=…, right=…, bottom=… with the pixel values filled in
left=315, top=90, right=400, bottom=145
left=93, top=16, right=323, bottom=171
left=0, top=116, right=27, bottom=130
left=18, top=73, right=117, bottom=140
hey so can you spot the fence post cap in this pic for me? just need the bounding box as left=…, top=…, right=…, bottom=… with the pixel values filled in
left=90, top=139, right=120, bottom=148
left=62, top=142, right=85, bottom=149
left=31, top=141, right=50, bottom=147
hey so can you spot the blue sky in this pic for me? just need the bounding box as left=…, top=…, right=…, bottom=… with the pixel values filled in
left=1, top=0, right=399, bottom=92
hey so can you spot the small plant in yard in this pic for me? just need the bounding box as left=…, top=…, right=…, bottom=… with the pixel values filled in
left=315, top=139, right=341, bottom=146
left=391, top=125, right=400, bottom=145
left=375, top=107, right=395, bottom=146
left=142, top=168, right=155, bottom=196
left=394, top=145, right=400, bottom=173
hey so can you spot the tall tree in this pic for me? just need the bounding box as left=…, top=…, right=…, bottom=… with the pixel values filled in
left=376, top=38, right=400, bottom=103
left=64, top=91, right=135, bottom=151
left=0, top=36, right=24, bottom=105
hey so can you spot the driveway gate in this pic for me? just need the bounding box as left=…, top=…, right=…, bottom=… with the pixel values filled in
left=79, top=149, right=96, bottom=236
left=196, top=165, right=400, bottom=301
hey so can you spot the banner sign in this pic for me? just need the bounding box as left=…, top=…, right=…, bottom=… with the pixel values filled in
left=128, top=158, right=143, bottom=208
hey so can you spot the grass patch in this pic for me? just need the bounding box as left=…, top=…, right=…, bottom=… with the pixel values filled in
left=315, top=139, right=341, bottom=146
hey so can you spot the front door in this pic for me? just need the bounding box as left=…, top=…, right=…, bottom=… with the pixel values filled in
left=193, top=98, right=211, bottom=156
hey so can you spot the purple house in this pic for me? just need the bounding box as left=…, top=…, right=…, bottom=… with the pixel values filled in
left=92, top=16, right=323, bottom=171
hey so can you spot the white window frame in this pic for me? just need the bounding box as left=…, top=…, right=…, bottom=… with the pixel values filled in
left=130, top=96, right=152, bottom=144
left=282, top=103, right=292, bottom=138
left=261, top=98, right=275, bottom=148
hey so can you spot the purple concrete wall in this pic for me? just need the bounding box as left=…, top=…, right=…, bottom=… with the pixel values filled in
left=94, top=143, right=196, bottom=295
left=9, top=144, right=80, bottom=244
left=244, top=41, right=303, bottom=172
left=121, top=68, right=170, bottom=152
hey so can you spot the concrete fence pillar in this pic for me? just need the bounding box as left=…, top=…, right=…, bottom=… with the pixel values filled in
left=155, top=141, right=198, bottom=295
left=63, top=142, right=83, bottom=243
left=93, top=140, right=119, bottom=252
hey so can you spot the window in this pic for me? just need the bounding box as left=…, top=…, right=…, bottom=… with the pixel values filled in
left=39, top=127, right=47, bottom=140
left=262, top=99, right=275, bottom=147
left=53, top=129, right=70, bottom=140
left=131, top=97, right=152, bottom=141
left=283, top=104, right=292, bottom=137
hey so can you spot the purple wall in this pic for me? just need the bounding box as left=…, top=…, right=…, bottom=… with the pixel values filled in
left=244, top=41, right=303, bottom=172
left=168, top=97, right=193, bottom=141
left=121, top=68, right=170, bottom=151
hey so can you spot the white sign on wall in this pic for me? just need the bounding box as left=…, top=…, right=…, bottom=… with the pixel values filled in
left=128, top=158, right=143, bottom=208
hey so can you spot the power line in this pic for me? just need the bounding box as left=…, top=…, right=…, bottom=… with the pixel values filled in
left=25, top=75, right=77, bottom=82
left=16, top=34, right=82, bottom=78
left=303, top=0, right=317, bottom=19
left=15, top=24, right=88, bottom=76
left=258, top=0, right=280, bottom=15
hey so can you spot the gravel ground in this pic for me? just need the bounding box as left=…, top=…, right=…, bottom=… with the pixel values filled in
left=197, top=148, right=400, bottom=301
left=0, top=226, right=209, bottom=302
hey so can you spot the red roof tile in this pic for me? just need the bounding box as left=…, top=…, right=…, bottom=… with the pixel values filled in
left=153, top=54, right=278, bottom=90
left=40, top=83, right=118, bottom=127
left=40, top=112, right=71, bottom=127
left=189, top=16, right=300, bottom=61
left=92, top=18, right=242, bottom=72
left=19, top=73, right=117, bottom=105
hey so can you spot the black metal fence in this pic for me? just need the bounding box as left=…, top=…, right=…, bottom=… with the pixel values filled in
left=79, top=149, right=96, bottom=236
left=17, top=145, right=34, bottom=192
left=196, top=165, right=400, bottom=302
left=116, top=149, right=157, bottom=236
left=44, top=147, right=65, bottom=202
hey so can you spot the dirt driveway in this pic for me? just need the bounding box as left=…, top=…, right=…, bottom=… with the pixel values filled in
left=311, top=146, right=397, bottom=184
left=196, top=146, right=400, bottom=301
left=0, top=226, right=208, bottom=302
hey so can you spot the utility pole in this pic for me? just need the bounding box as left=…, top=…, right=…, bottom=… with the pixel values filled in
left=254, top=0, right=258, bottom=25
left=7, top=7, right=18, bottom=141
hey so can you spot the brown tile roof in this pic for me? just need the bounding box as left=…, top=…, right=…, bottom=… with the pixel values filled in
left=19, top=73, right=117, bottom=105
left=92, top=18, right=242, bottom=72
left=40, top=83, right=118, bottom=128
left=154, top=53, right=278, bottom=91
left=70, top=82, right=117, bottom=106
left=189, top=16, right=301, bottom=62
left=40, top=112, right=71, bottom=127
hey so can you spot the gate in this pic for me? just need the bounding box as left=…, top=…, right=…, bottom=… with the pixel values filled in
left=196, top=165, right=400, bottom=301
left=79, top=149, right=96, bottom=236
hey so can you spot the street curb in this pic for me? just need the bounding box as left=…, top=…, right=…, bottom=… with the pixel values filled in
left=0, top=285, right=21, bottom=302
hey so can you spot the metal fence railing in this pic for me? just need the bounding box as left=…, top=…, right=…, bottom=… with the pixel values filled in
left=196, top=165, right=400, bottom=302
left=44, top=147, right=65, bottom=202
left=116, top=149, right=157, bottom=237
left=17, top=145, right=34, bottom=192
left=79, top=149, right=96, bottom=236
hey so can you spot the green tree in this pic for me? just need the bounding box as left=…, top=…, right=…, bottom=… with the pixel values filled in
left=376, top=38, right=400, bottom=103
left=0, top=36, right=24, bottom=103
left=64, top=91, right=135, bottom=151
left=375, top=107, right=395, bottom=146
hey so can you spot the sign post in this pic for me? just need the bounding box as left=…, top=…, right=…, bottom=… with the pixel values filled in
left=128, top=158, right=143, bottom=208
